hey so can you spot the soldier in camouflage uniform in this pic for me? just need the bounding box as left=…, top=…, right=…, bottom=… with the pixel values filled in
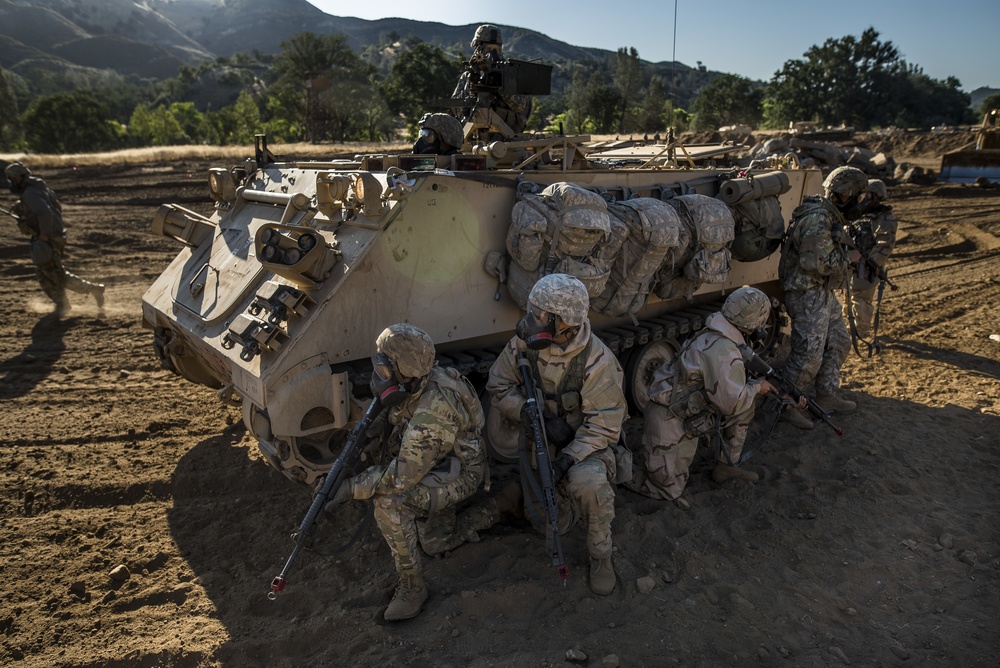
left=451, top=24, right=533, bottom=140
left=843, top=179, right=898, bottom=340
left=324, top=324, right=486, bottom=621
left=453, top=274, right=626, bottom=595
left=5, top=162, right=104, bottom=315
left=411, top=112, right=465, bottom=155
left=777, top=166, right=865, bottom=429
left=627, top=287, right=799, bottom=506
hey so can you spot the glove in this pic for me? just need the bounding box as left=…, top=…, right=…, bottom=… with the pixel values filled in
left=322, top=479, right=354, bottom=515
left=520, top=400, right=540, bottom=427
left=544, top=416, right=575, bottom=448
left=551, top=453, right=574, bottom=485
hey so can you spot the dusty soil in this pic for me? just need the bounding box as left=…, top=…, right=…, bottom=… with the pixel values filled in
left=1, top=133, right=998, bottom=667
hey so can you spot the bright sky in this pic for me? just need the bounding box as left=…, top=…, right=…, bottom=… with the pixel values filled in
left=303, top=0, right=999, bottom=92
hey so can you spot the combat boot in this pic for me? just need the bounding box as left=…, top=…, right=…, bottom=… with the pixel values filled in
left=92, top=283, right=105, bottom=309
left=712, top=462, right=760, bottom=484
left=780, top=407, right=814, bottom=430
left=589, top=555, right=616, bottom=596
left=384, top=571, right=428, bottom=622
left=816, top=394, right=856, bottom=414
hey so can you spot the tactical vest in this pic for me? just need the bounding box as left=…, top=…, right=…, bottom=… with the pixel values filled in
left=526, top=336, right=595, bottom=419
left=851, top=204, right=892, bottom=255
left=779, top=195, right=845, bottom=285
left=662, top=331, right=724, bottom=437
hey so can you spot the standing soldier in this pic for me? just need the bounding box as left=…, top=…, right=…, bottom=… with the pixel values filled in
left=323, top=324, right=486, bottom=621
left=777, top=166, right=865, bottom=429
left=476, top=274, right=627, bottom=595
left=844, top=179, right=898, bottom=345
left=451, top=24, right=533, bottom=139
left=627, top=287, right=800, bottom=506
left=5, top=162, right=104, bottom=315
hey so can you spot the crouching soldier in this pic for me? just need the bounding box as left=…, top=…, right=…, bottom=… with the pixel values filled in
left=473, top=274, right=627, bottom=595
left=324, top=324, right=485, bottom=621
left=627, top=287, right=788, bottom=507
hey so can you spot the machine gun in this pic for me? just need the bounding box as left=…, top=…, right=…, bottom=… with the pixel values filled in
left=738, top=344, right=844, bottom=437
left=516, top=351, right=569, bottom=584
left=268, top=396, right=383, bottom=599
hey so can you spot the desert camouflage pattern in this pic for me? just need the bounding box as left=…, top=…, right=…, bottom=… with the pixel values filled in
left=779, top=196, right=854, bottom=293
left=16, top=176, right=66, bottom=239
left=471, top=24, right=502, bottom=46
left=487, top=322, right=625, bottom=557
left=782, top=287, right=851, bottom=395
left=528, top=273, right=590, bottom=326
left=720, top=286, right=770, bottom=333
left=376, top=323, right=437, bottom=380
left=350, top=366, right=485, bottom=575
left=866, top=178, right=887, bottom=200
left=628, top=312, right=761, bottom=500
left=846, top=202, right=898, bottom=337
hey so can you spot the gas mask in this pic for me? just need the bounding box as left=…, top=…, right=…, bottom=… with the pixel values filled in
left=832, top=192, right=863, bottom=222
left=412, top=128, right=439, bottom=155
left=515, top=307, right=557, bottom=350
left=745, top=325, right=769, bottom=347
left=370, top=352, right=409, bottom=407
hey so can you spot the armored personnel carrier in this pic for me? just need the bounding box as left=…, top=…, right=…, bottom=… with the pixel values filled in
left=142, top=133, right=822, bottom=485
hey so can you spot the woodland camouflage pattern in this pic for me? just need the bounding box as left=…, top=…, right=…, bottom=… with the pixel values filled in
left=629, top=312, right=762, bottom=500
left=779, top=195, right=853, bottom=394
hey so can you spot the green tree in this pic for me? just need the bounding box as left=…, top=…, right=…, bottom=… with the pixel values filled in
left=381, top=42, right=462, bottom=132
left=762, top=28, right=906, bottom=130
left=0, top=67, right=21, bottom=150
left=23, top=92, right=120, bottom=153
left=270, top=32, right=365, bottom=134
left=977, top=93, right=1000, bottom=117
left=691, top=74, right=762, bottom=131
left=128, top=103, right=189, bottom=146
left=613, top=47, right=641, bottom=133
left=636, top=75, right=667, bottom=133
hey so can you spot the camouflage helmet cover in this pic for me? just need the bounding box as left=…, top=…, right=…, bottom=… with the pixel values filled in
left=822, top=166, right=869, bottom=199
left=471, top=24, right=502, bottom=47
left=867, top=179, right=887, bottom=200
left=721, top=286, right=771, bottom=333
left=527, top=273, right=590, bottom=327
left=418, top=112, right=465, bottom=151
left=4, top=162, right=30, bottom=180
left=375, top=323, right=436, bottom=380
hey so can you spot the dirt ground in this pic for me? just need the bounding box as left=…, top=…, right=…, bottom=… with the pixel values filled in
left=1, top=132, right=998, bottom=667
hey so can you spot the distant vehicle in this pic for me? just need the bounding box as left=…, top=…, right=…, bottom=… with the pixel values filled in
left=939, top=109, right=1000, bottom=183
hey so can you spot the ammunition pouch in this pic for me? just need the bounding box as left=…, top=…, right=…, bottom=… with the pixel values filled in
left=544, top=416, right=575, bottom=449
left=420, top=455, right=467, bottom=515
left=28, top=238, right=53, bottom=266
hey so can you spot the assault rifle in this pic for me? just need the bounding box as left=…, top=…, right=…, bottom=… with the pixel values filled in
left=516, top=351, right=569, bottom=584
left=738, top=344, right=844, bottom=437
left=268, top=396, right=383, bottom=599
left=836, top=224, right=899, bottom=292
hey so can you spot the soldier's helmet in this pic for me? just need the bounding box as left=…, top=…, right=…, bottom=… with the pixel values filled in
left=822, top=166, right=868, bottom=199
left=867, top=179, right=887, bottom=200
left=4, top=162, right=30, bottom=180
left=418, top=113, right=465, bottom=152
left=375, top=324, right=436, bottom=380
left=471, top=24, right=502, bottom=47
left=721, top=286, right=771, bottom=333
left=528, top=273, right=590, bottom=327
